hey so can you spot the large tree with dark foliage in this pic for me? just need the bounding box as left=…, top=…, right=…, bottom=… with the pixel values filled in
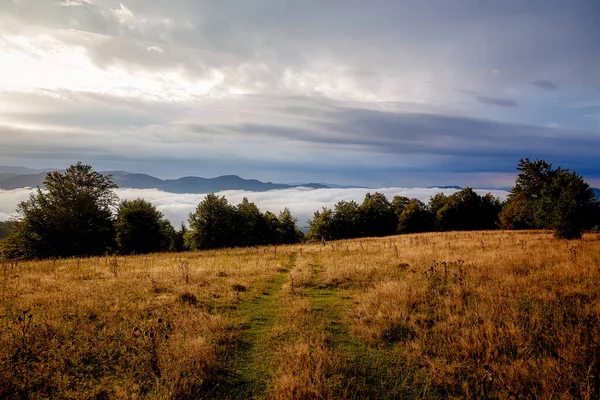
left=395, top=198, right=435, bottom=234
left=306, top=207, right=335, bottom=241
left=499, top=159, right=556, bottom=229
left=3, top=163, right=118, bottom=259
left=359, top=192, right=397, bottom=237
left=187, top=195, right=303, bottom=249
left=331, top=200, right=362, bottom=239
left=235, top=197, right=268, bottom=246
left=188, top=194, right=236, bottom=250
left=500, top=158, right=598, bottom=239
left=115, top=198, right=173, bottom=254
left=430, top=188, right=501, bottom=231
left=277, top=208, right=304, bottom=244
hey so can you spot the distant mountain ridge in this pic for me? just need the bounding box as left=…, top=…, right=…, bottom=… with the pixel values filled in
left=0, top=169, right=329, bottom=193
left=1, top=166, right=597, bottom=197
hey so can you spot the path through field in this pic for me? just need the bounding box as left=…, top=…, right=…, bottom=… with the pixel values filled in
left=4, top=232, right=600, bottom=399
left=209, top=251, right=407, bottom=399
left=208, top=253, right=296, bottom=399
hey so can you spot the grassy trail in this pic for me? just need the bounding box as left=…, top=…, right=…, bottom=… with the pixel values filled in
left=305, top=255, right=410, bottom=399
left=208, top=253, right=297, bottom=399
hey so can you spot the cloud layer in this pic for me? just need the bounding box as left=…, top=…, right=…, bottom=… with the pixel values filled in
left=0, top=1, right=598, bottom=185
left=0, top=187, right=510, bottom=229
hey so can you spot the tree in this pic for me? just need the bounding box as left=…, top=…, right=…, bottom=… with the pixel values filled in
left=115, top=199, right=172, bottom=254
left=433, top=188, right=501, bottom=231
left=396, top=198, right=434, bottom=234
left=392, top=196, right=411, bottom=215
left=0, top=221, right=14, bottom=241
left=331, top=200, right=362, bottom=239
left=307, top=207, right=334, bottom=241
left=3, top=162, right=118, bottom=259
left=278, top=208, right=304, bottom=244
left=500, top=158, right=598, bottom=239
left=428, top=192, right=449, bottom=228
left=235, top=198, right=266, bottom=247
left=539, top=169, right=597, bottom=239
left=171, top=223, right=189, bottom=252
left=188, top=194, right=236, bottom=250
left=359, top=192, right=398, bottom=237
left=499, top=159, right=556, bottom=229
left=263, top=211, right=282, bottom=244
left=480, top=193, right=503, bottom=230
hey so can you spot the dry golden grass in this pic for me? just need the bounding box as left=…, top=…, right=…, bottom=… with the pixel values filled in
left=2, top=231, right=600, bottom=399
left=323, top=231, right=600, bottom=399
left=268, top=255, right=343, bottom=399
left=0, top=248, right=291, bottom=399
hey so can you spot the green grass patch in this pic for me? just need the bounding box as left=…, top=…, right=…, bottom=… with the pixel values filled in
left=206, top=253, right=296, bottom=399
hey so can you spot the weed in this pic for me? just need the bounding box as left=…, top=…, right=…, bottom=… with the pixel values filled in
left=177, top=259, right=190, bottom=284
left=109, top=255, right=119, bottom=278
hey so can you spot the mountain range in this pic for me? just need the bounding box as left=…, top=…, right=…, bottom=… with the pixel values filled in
left=0, top=167, right=329, bottom=193
left=0, top=166, right=598, bottom=197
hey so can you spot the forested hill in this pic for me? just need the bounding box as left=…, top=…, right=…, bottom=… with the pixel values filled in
left=0, top=170, right=328, bottom=193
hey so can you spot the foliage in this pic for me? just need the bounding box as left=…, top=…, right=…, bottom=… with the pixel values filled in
left=188, top=194, right=237, bottom=250
left=235, top=197, right=268, bottom=247
left=307, top=190, right=502, bottom=240
left=0, top=221, right=14, bottom=241
left=188, top=195, right=303, bottom=250
left=171, top=223, right=189, bottom=252
left=359, top=192, right=397, bottom=237
left=395, top=198, right=434, bottom=234
left=307, top=208, right=335, bottom=241
left=432, top=188, right=501, bottom=231
left=2, top=163, right=118, bottom=259
left=278, top=208, right=304, bottom=244
left=331, top=200, right=362, bottom=239
left=263, top=211, right=282, bottom=245
left=500, top=158, right=598, bottom=238
left=115, top=198, right=174, bottom=254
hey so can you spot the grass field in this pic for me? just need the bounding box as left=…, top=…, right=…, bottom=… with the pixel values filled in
left=2, top=230, right=600, bottom=399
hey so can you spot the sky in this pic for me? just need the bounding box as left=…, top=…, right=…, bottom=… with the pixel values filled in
left=0, top=0, right=599, bottom=187
left=0, top=187, right=510, bottom=228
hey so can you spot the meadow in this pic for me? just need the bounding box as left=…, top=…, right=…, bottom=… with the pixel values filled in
left=1, top=230, right=600, bottom=399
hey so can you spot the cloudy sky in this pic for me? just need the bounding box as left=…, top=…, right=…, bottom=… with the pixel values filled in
left=0, top=0, right=599, bottom=187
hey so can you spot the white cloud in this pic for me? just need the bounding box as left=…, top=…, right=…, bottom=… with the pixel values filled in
left=147, top=45, right=164, bottom=54
left=0, top=34, right=224, bottom=101
left=58, top=0, right=95, bottom=7
left=112, top=3, right=146, bottom=30
left=0, top=188, right=34, bottom=220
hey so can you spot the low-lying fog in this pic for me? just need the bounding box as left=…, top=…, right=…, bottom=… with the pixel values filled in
left=0, top=187, right=510, bottom=229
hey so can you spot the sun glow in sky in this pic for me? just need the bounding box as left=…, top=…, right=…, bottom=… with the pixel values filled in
left=0, top=1, right=598, bottom=186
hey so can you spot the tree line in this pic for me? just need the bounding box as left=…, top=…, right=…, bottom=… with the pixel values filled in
left=306, top=188, right=503, bottom=241
left=0, top=158, right=598, bottom=260
left=307, top=158, right=599, bottom=241
left=0, top=163, right=302, bottom=259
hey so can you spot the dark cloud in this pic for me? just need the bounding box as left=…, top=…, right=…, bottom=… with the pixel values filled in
left=476, top=97, right=518, bottom=108
left=531, top=80, right=558, bottom=90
